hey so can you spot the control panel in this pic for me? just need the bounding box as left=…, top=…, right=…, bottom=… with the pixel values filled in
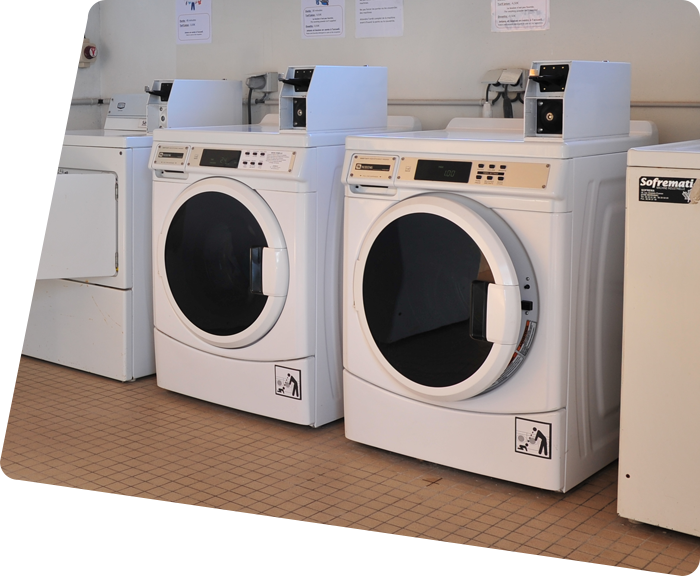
left=347, top=154, right=550, bottom=190
left=152, top=145, right=297, bottom=173
left=396, top=157, right=550, bottom=189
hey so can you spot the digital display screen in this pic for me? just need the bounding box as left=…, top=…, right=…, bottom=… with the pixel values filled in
left=355, top=162, right=391, bottom=172
left=158, top=151, right=184, bottom=159
left=414, top=160, right=472, bottom=184
left=200, top=149, right=241, bottom=169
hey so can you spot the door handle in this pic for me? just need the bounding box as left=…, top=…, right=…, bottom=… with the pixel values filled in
left=250, top=247, right=289, bottom=297
left=470, top=280, right=490, bottom=342
left=470, top=281, right=520, bottom=345
left=250, top=247, right=263, bottom=295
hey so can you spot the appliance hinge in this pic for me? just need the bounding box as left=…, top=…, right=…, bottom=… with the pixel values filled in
left=115, top=252, right=119, bottom=272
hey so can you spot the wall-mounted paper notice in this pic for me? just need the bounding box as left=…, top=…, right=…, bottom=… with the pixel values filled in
left=356, top=0, right=404, bottom=38
left=301, top=0, right=345, bottom=39
left=491, top=0, right=550, bottom=32
left=177, top=0, right=212, bottom=44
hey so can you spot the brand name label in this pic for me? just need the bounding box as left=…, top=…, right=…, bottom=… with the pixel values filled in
left=639, top=176, right=696, bottom=204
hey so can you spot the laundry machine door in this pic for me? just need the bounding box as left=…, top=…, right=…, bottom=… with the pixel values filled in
left=158, top=177, right=289, bottom=348
left=354, top=193, right=538, bottom=402
left=37, top=171, right=118, bottom=280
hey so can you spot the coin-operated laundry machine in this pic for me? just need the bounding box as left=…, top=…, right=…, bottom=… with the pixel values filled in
left=150, top=65, right=419, bottom=427
left=23, top=80, right=243, bottom=382
left=617, top=141, right=700, bottom=537
left=341, top=61, right=658, bottom=491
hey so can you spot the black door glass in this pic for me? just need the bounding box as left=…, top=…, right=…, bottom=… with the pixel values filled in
left=165, top=191, right=269, bottom=336
left=363, top=213, right=494, bottom=388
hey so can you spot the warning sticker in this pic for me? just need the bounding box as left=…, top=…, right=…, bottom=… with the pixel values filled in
left=515, top=417, right=551, bottom=459
left=275, top=365, right=302, bottom=400
left=639, top=176, right=697, bottom=204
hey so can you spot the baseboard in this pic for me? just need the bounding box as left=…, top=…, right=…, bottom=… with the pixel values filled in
left=0, top=310, right=10, bottom=335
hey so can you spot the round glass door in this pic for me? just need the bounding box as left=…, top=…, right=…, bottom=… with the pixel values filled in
left=363, top=212, right=494, bottom=388
left=355, top=193, right=538, bottom=401
left=159, top=178, right=289, bottom=349
left=165, top=191, right=268, bottom=337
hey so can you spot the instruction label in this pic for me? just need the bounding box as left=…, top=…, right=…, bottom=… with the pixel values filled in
left=515, top=418, right=551, bottom=459
left=302, top=0, right=345, bottom=38
left=239, top=150, right=296, bottom=172
left=177, top=0, right=212, bottom=44
left=491, top=0, right=550, bottom=32
left=275, top=366, right=302, bottom=400
left=355, top=0, right=404, bottom=38
left=639, top=176, right=698, bottom=204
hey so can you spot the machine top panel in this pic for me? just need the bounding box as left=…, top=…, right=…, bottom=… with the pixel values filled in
left=628, top=139, right=700, bottom=170
left=151, top=122, right=417, bottom=150
left=345, top=119, right=657, bottom=160
left=63, top=130, right=154, bottom=149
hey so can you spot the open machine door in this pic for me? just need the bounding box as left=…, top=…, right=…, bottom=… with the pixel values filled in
left=354, top=193, right=539, bottom=402
left=37, top=171, right=118, bottom=280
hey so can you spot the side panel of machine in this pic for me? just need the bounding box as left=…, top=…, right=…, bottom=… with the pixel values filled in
left=564, top=152, right=628, bottom=490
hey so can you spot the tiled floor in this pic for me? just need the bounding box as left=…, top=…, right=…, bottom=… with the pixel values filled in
left=3, top=356, right=699, bottom=574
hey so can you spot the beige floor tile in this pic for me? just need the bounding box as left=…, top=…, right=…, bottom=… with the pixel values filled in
left=5, top=356, right=700, bottom=576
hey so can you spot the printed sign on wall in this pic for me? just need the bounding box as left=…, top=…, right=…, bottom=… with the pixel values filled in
left=177, top=0, right=212, bottom=44
left=302, top=0, right=346, bottom=39
left=492, top=0, right=550, bottom=32
left=355, top=0, right=404, bottom=38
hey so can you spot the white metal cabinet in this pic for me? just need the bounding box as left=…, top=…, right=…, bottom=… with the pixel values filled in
left=619, top=143, right=700, bottom=537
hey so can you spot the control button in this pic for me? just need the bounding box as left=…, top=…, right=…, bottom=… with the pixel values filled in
left=500, top=165, right=507, bottom=170
left=258, top=162, right=263, bottom=166
left=476, top=175, right=483, bottom=180
left=498, top=176, right=505, bottom=181
left=521, top=301, right=534, bottom=311
left=253, top=152, right=258, bottom=156
left=489, top=164, right=496, bottom=169
left=260, top=152, right=266, bottom=156
left=478, top=164, right=485, bottom=168
left=487, top=176, right=493, bottom=181
left=245, top=151, right=250, bottom=155
left=242, top=161, right=248, bottom=165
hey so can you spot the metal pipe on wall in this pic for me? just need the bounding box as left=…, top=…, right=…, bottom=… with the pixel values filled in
left=70, top=97, right=700, bottom=109
left=0, top=98, right=110, bottom=108
left=256, top=99, right=700, bottom=109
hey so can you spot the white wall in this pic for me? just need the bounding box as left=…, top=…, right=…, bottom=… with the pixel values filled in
left=0, top=0, right=101, bottom=312
left=0, top=0, right=700, bottom=312
left=0, top=0, right=101, bottom=174
left=99, top=0, right=177, bottom=97
left=160, top=0, right=700, bottom=141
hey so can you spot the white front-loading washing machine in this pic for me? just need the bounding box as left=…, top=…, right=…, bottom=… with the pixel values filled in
left=24, top=129, right=155, bottom=382
left=341, top=115, right=658, bottom=491
left=150, top=124, right=351, bottom=426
